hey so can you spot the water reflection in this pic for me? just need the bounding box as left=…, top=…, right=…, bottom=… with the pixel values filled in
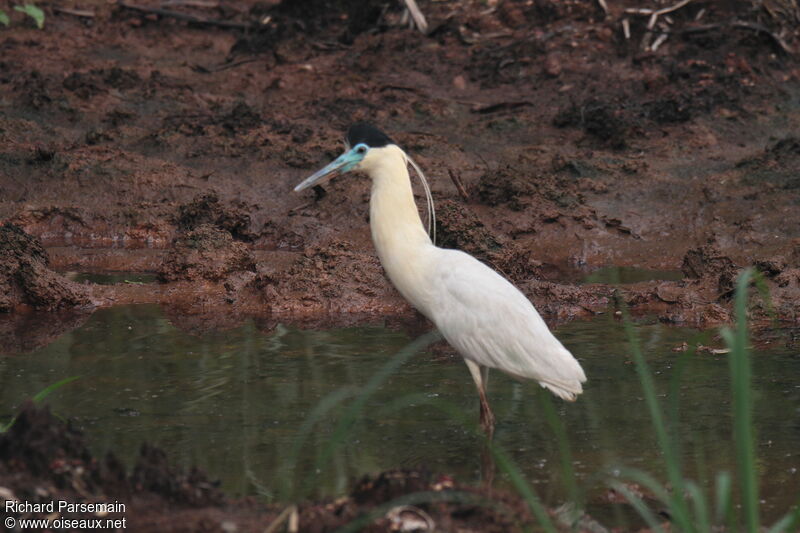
left=0, top=305, right=797, bottom=523
left=581, top=266, right=684, bottom=285
left=62, top=271, right=158, bottom=285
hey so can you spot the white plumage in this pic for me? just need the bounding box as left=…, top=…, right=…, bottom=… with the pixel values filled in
left=428, top=249, right=585, bottom=401
left=295, top=127, right=586, bottom=430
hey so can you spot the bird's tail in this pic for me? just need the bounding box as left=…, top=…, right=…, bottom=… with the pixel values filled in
left=540, top=380, right=583, bottom=402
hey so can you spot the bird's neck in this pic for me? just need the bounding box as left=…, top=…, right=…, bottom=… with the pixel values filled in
left=367, top=149, right=434, bottom=311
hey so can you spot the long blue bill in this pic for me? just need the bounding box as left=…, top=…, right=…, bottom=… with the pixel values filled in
left=293, top=147, right=363, bottom=192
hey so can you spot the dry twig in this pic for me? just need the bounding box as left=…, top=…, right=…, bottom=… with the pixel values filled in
left=54, top=7, right=95, bottom=18
left=624, top=0, right=693, bottom=50
left=162, top=0, right=220, bottom=7
left=263, top=505, right=298, bottom=533
left=624, top=0, right=692, bottom=17
left=401, top=0, right=429, bottom=34
left=655, top=0, right=692, bottom=17
left=117, top=1, right=252, bottom=29
left=732, top=19, right=794, bottom=53
left=646, top=18, right=795, bottom=54
left=192, top=58, right=262, bottom=74
left=448, top=169, right=470, bottom=202
left=471, top=101, right=534, bottom=114
left=651, top=33, right=669, bottom=51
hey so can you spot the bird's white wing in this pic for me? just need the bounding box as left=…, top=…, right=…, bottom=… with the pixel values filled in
left=426, top=248, right=586, bottom=400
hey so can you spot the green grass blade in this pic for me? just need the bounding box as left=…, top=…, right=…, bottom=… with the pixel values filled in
left=0, top=10, right=10, bottom=26
left=613, top=467, right=670, bottom=503
left=721, top=268, right=759, bottom=533
left=1, top=376, right=80, bottom=433
left=751, top=269, right=776, bottom=324
left=685, top=480, right=711, bottom=533
left=313, top=381, right=557, bottom=532
left=14, top=4, right=44, bottom=29
left=284, top=385, right=356, bottom=497
left=769, top=508, right=800, bottom=533
left=491, top=444, right=558, bottom=533
left=714, top=471, right=732, bottom=526
left=32, top=376, right=80, bottom=403
left=609, top=481, right=666, bottom=533
left=620, top=309, right=693, bottom=531
left=306, top=331, right=440, bottom=492
left=666, top=341, right=699, bottom=464
left=538, top=388, right=580, bottom=509
left=375, top=394, right=558, bottom=533
left=430, top=402, right=558, bottom=533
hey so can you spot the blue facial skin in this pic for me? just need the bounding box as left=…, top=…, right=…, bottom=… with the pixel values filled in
left=294, top=143, right=369, bottom=192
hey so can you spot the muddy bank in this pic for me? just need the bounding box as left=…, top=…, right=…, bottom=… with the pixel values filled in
left=1, top=0, right=799, bottom=328
left=64, top=232, right=800, bottom=329
left=2, top=211, right=797, bottom=357
left=0, top=223, right=92, bottom=313
left=7, top=185, right=799, bottom=332
left=1, top=402, right=616, bottom=533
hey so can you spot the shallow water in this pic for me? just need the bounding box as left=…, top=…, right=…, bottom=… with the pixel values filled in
left=62, top=271, right=158, bottom=285
left=1, top=305, right=798, bottom=525
left=581, top=266, right=684, bottom=284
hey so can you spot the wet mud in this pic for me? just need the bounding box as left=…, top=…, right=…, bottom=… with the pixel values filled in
left=2, top=0, right=800, bottom=529
left=0, top=223, right=92, bottom=312
left=158, top=223, right=256, bottom=282
left=1, top=0, right=798, bottom=330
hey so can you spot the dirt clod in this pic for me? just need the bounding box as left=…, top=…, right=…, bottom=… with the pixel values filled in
left=351, top=469, right=432, bottom=506
left=435, top=200, right=501, bottom=259
left=0, top=223, right=91, bottom=312
left=554, top=99, right=628, bottom=149
left=682, top=243, right=741, bottom=296
left=131, top=444, right=222, bottom=506
left=476, top=166, right=531, bottom=211
left=738, top=136, right=800, bottom=189
left=220, top=101, right=262, bottom=135
left=0, top=402, right=93, bottom=482
left=262, top=239, right=403, bottom=314
left=176, top=193, right=254, bottom=241
left=158, top=224, right=256, bottom=282
left=682, top=244, right=735, bottom=279
left=435, top=200, right=544, bottom=283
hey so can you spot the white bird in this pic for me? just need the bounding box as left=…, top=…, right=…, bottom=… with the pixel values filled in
left=294, top=123, right=586, bottom=432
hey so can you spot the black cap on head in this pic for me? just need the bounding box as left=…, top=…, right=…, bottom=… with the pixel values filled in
left=346, top=122, right=394, bottom=149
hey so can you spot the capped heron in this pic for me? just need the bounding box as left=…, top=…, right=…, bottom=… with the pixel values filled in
left=294, top=123, right=586, bottom=432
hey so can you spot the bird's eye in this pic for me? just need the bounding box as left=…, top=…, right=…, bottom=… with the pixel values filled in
left=356, top=145, right=367, bottom=154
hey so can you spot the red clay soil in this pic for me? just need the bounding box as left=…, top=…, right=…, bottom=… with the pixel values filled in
left=1, top=0, right=799, bottom=333
left=0, top=223, right=91, bottom=312
left=2, top=0, right=800, bottom=529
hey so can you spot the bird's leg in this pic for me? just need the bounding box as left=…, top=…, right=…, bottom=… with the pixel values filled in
left=480, top=438, right=496, bottom=492
left=465, top=360, right=495, bottom=437
left=478, top=386, right=495, bottom=437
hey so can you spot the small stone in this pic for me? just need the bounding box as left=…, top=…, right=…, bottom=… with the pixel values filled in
left=543, top=54, right=562, bottom=78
